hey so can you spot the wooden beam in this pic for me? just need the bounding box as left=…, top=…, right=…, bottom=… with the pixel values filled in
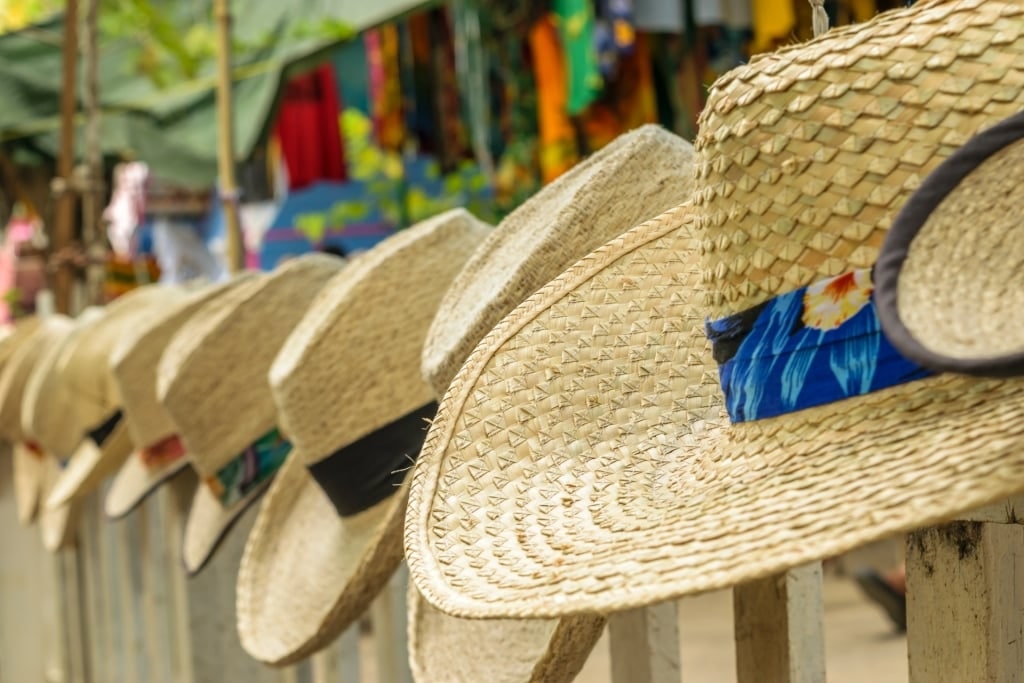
left=213, top=0, right=245, bottom=273
left=52, top=0, right=80, bottom=314
left=733, top=563, right=825, bottom=683
left=609, top=602, right=681, bottom=683
left=906, top=522, right=1024, bottom=682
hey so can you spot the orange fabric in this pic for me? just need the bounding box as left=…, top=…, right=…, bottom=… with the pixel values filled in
left=529, top=16, right=580, bottom=183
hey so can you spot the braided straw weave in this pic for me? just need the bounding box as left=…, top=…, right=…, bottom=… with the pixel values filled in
left=105, top=274, right=257, bottom=519
left=412, top=126, right=696, bottom=683
left=423, top=125, right=695, bottom=396
left=405, top=0, right=1024, bottom=618
left=237, top=209, right=489, bottom=666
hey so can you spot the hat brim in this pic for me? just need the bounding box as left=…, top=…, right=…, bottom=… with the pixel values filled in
left=876, top=109, right=1024, bottom=377
left=407, top=585, right=605, bottom=683
left=105, top=451, right=191, bottom=519
left=12, top=443, right=42, bottom=525
left=45, top=419, right=134, bottom=509
left=406, top=203, right=1024, bottom=618
left=181, top=472, right=273, bottom=576
left=236, top=452, right=404, bottom=666
left=39, top=454, right=79, bottom=551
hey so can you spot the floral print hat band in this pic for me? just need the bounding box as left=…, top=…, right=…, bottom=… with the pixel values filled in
left=874, top=108, right=1024, bottom=378
left=708, top=109, right=1024, bottom=421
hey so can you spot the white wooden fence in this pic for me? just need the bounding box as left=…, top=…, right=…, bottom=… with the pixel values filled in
left=3, top=441, right=1022, bottom=683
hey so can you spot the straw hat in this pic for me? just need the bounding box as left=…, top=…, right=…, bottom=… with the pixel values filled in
left=236, top=209, right=489, bottom=666
left=876, top=109, right=1024, bottom=378
left=45, top=285, right=190, bottom=509
left=409, top=125, right=696, bottom=683
left=405, top=0, right=1024, bottom=619
left=105, top=274, right=258, bottom=519
left=0, top=316, right=41, bottom=393
left=0, top=316, right=75, bottom=524
left=157, top=255, right=345, bottom=574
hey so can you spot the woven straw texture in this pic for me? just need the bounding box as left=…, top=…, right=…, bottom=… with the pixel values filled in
left=158, top=254, right=343, bottom=476
left=896, top=137, right=1024, bottom=362
left=112, top=274, right=256, bottom=449
left=0, top=316, right=73, bottom=443
left=406, top=205, right=716, bottom=617
left=423, top=125, right=695, bottom=396
left=406, top=0, right=1024, bottom=618
left=237, top=209, right=489, bottom=665
left=412, top=128, right=697, bottom=682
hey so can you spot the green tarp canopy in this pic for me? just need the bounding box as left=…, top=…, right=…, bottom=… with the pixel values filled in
left=0, top=0, right=433, bottom=187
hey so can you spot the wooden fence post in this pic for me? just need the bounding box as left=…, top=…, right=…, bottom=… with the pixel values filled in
left=733, top=562, right=826, bottom=683
left=371, top=564, right=413, bottom=683
left=609, top=602, right=681, bottom=683
left=906, top=496, right=1024, bottom=682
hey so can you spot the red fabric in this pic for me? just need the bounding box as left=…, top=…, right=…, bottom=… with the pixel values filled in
left=275, top=64, right=347, bottom=190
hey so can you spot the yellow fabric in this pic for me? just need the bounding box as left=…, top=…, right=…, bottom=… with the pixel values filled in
left=751, top=0, right=796, bottom=53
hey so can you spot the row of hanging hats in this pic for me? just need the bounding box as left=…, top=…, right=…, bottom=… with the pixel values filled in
left=402, top=0, right=1024, bottom=630
left=3, top=0, right=1024, bottom=678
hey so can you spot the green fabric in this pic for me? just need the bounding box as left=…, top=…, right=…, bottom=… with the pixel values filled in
left=552, top=0, right=602, bottom=116
left=0, top=0, right=434, bottom=188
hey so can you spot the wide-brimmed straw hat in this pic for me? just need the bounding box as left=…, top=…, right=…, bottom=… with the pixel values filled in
left=405, top=0, right=1024, bottom=619
left=876, top=109, right=1024, bottom=378
left=409, top=125, right=696, bottom=683
left=105, top=274, right=257, bottom=519
left=156, top=255, right=344, bottom=574
left=0, top=316, right=75, bottom=524
left=45, top=285, right=189, bottom=509
left=236, top=209, right=489, bottom=666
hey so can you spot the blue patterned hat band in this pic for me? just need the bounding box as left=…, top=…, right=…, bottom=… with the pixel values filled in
left=706, top=267, right=933, bottom=423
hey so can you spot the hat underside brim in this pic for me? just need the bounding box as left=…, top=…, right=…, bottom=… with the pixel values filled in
left=105, top=452, right=191, bottom=519
left=408, top=585, right=606, bottom=683
left=182, top=475, right=274, bottom=576
left=236, top=453, right=405, bottom=666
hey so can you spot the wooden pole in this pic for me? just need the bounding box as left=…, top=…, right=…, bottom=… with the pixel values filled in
left=214, top=0, right=245, bottom=274
left=53, top=0, right=80, bottom=314
left=80, top=0, right=104, bottom=306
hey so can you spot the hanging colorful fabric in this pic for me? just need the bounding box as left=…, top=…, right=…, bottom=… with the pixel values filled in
left=274, top=64, right=348, bottom=191
left=551, top=0, right=603, bottom=116
left=751, top=0, right=796, bottom=53
left=529, top=14, right=581, bottom=184
left=595, top=0, right=637, bottom=78
left=367, top=25, right=406, bottom=152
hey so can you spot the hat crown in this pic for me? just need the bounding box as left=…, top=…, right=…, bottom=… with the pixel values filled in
left=422, top=125, right=696, bottom=397
left=693, top=0, right=1024, bottom=319
left=158, top=254, right=344, bottom=475
left=272, top=209, right=489, bottom=466
left=112, top=274, right=256, bottom=448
